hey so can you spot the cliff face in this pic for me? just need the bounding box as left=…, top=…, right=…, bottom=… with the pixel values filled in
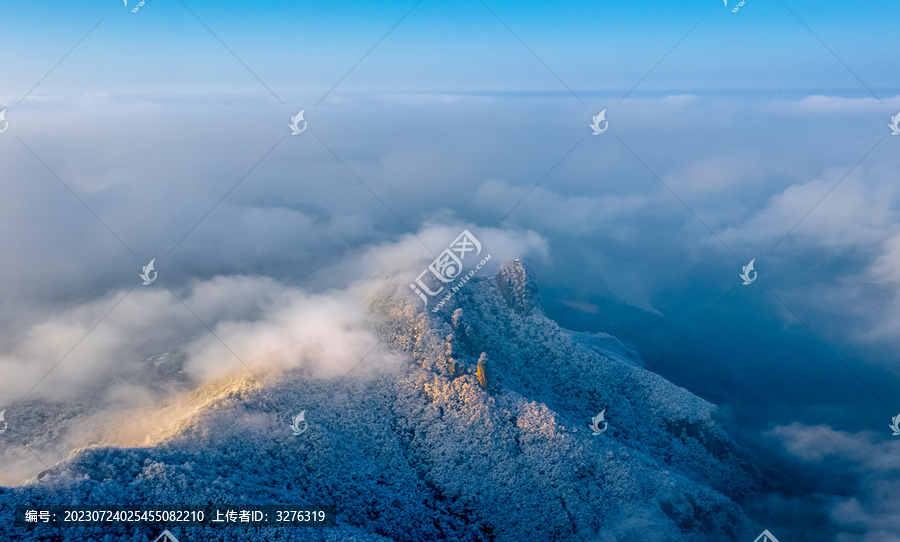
left=372, top=259, right=764, bottom=541
left=0, top=260, right=764, bottom=542
left=494, top=259, right=543, bottom=314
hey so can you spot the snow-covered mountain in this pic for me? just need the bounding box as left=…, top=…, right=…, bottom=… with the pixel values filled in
left=0, top=260, right=766, bottom=541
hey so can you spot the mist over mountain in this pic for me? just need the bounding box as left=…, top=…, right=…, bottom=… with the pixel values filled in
left=0, top=260, right=768, bottom=541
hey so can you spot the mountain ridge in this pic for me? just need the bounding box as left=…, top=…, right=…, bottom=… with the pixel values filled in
left=0, top=259, right=765, bottom=541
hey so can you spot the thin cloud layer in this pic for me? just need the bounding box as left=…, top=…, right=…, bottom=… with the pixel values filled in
left=0, top=223, right=547, bottom=483
left=770, top=423, right=900, bottom=541
left=1, top=91, right=899, bottom=535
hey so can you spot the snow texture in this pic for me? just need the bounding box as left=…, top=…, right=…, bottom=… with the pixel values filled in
left=0, top=260, right=765, bottom=541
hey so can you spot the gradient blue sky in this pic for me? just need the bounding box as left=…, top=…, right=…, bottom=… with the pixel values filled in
left=2, top=0, right=898, bottom=99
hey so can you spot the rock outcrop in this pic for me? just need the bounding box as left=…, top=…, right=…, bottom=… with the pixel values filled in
left=0, top=260, right=765, bottom=541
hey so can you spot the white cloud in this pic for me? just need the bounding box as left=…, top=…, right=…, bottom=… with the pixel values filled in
left=768, top=94, right=900, bottom=114
left=0, top=222, right=548, bottom=483
left=767, top=422, right=874, bottom=462
left=661, top=94, right=699, bottom=107
left=720, top=164, right=898, bottom=248
left=769, top=422, right=900, bottom=541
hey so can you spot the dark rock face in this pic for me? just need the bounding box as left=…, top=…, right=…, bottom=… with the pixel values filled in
left=494, top=259, right=542, bottom=314
left=0, top=260, right=765, bottom=541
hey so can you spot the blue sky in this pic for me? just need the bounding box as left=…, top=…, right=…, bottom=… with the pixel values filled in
left=2, top=0, right=898, bottom=99
left=2, top=0, right=900, bottom=539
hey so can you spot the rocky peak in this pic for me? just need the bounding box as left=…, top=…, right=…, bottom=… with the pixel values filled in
left=494, top=259, right=542, bottom=314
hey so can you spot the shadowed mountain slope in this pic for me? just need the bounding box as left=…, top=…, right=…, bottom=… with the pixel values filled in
left=0, top=260, right=765, bottom=541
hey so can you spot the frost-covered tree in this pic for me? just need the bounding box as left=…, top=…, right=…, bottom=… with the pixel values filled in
left=0, top=260, right=764, bottom=542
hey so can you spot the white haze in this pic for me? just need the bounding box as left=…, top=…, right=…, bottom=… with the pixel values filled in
left=0, top=223, right=547, bottom=484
